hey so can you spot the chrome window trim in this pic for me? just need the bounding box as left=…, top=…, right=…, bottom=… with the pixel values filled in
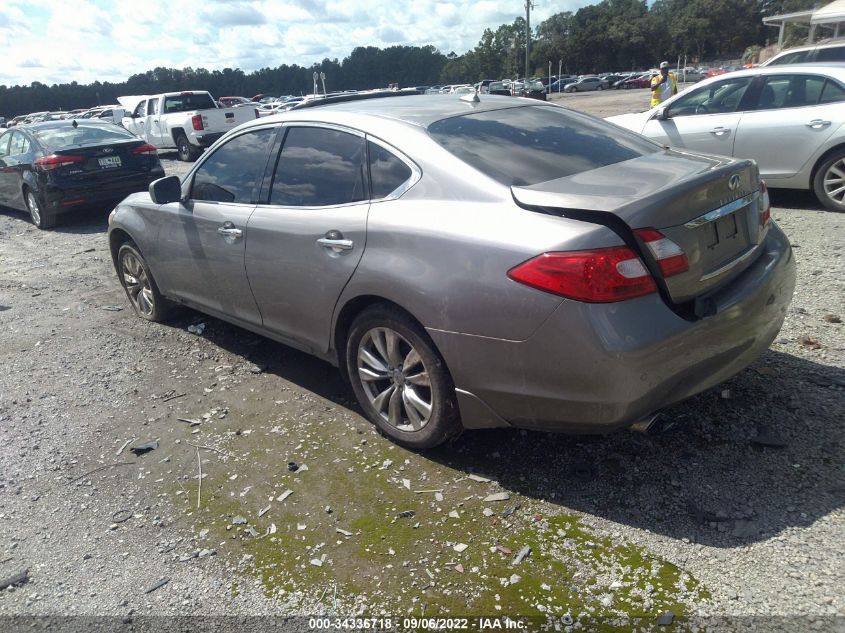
left=684, top=191, right=759, bottom=228
left=699, top=243, right=761, bottom=281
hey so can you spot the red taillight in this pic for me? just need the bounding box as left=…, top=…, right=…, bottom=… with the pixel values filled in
left=131, top=143, right=157, bottom=156
left=634, top=228, right=689, bottom=277
left=759, top=180, right=771, bottom=226
left=191, top=114, right=203, bottom=130
left=33, top=154, right=84, bottom=171
left=507, top=247, right=658, bottom=303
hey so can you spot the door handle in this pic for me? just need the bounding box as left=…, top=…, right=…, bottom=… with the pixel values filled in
left=317, top=230, right=353, bottom=252
left=317, top=238, right=354, bottom=251
left=710, top=127, right=730, bottom=136
left=806, top=119, right=831, bottom=129
left=217, top=221, right=243, bottom=240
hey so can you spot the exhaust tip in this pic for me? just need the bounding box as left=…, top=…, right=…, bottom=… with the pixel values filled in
left=630, top=412, right=673, bottom=434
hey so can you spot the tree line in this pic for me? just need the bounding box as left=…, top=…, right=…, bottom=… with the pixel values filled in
left=0, top=0, right=820, bottom=118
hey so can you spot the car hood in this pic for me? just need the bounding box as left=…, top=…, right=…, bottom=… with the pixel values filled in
left=605, top=111, right=652, bottom=133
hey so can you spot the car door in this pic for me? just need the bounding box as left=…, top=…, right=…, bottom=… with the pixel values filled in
left=145, top=97, right=167, bottom=147
left=0, top=131, right=15, bottom=206
left=733, top=74, right=845, bottom=180
left=641, top=75, right=754, bottom=157
left=245, top=124, right=369, bottom=353
left=151, top=125, right=277, bottom=325
left=125, top=100, right=147, bottom=138
left=0, top=131, right=33, bottom=210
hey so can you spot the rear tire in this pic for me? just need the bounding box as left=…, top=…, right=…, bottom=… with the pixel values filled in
left=345, top=305, right=461, bottom=449
left=25, top=188, right=55, bottom=229
left=813, top=148, right=845, bottom=213
left=116, top=241, right=173, bottom=321
left=176, top=133, right=200, bottom=162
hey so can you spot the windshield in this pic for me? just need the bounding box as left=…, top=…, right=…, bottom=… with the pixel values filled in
left=32, top=124, right=137, bottom=150
left=427, top=105, right=659, bottom=186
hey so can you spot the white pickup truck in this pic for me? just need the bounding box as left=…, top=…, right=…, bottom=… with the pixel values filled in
left=118, top=91, right=256, bottom=161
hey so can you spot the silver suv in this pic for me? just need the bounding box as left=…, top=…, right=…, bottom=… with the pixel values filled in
left=762, top=39, right=845, bottom=66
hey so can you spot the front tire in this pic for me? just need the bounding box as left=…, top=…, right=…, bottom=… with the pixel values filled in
left=176, top=133, right=200, bottom=162
left=813, top=149, right=845, bottom=213
left=25, top=188, right=55, bottom=229
left=346, top=305, right=461, bottom=449
left=116, top=242, right=172, bottom=321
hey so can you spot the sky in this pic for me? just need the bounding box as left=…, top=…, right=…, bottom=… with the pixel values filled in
left=0, top=0, right=596, bottom=87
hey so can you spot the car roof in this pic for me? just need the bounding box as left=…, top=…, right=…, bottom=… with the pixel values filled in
left=699, top=63, right=845, bottom=80
left=24, top=120, right=118, bottom=130
left=256, top=94, right=544, bottom=129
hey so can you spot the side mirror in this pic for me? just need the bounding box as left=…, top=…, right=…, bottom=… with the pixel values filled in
left=149, top=175, right=182, bottom=205
left=655, top=106, right=669, bottom=121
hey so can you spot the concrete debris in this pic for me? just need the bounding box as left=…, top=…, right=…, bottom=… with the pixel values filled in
left=336, top=528, right=353, bottom=537
left=509, top=574, right=521, bottom=585
left=484, top=492, right=510, bottom=502
left=381, top=459, right=393, bottom=469
left=448, top=511, right=460, bottom=519
left=435, top=492, right=444, bottom=502
left=396, top=510, right=416, bottom=519
left=232, top=516, right=247, bottom=525
left=276, top=489, right=294, bottom=503
left=501, top=503, right=521, bottom=518
left=310, top=558, right=323, bottom=567
left=455, top=564, right=464, bottom=573
left=0, top=569, right=29, bottom=590
left=258, top=505, right=271, bottom=517
left=187, top=323, right=206, bottom=335
left=656, top=611, right=675, bottom=626
left=468, top=474, right=492, bottom=483
left=512, top=545, right=531, bottom=565
left=403, top=479, right=411, bottom=490
left=482, top=508, right=495, bottom=517
left=453, top=543, right=468, bottom=553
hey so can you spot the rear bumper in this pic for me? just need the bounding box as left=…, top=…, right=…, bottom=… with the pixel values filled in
left=42, top=168, right=165, bottom=215
left=429, top=223, right=796, bottom=433
left=195, top=132, right=223, bottom=147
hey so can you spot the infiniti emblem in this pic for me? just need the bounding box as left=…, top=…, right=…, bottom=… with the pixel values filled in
left=728, top=174, right=741, bottom=191
left=102, top=148, right=114, bottom=154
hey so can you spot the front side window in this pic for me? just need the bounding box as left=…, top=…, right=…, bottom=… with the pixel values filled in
left=133, top=101, right=146, bottom=117
left=147, top=99, right=159, bottom=116
left=0, top=132, right=11, bottom=157
left=428, top=105, right=658, bottom=187
left=667, top=77, right=753, bottom=117
left=270, top=127, right=366, bottom=206
left=368, top=141, right=412, bottom=199
left=191, top=128, right=276, bottom=204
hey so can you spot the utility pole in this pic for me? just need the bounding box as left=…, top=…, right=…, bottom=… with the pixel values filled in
left=525, top=0, right=534, bottom=80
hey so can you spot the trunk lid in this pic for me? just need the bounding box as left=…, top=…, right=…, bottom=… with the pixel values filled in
left=512, top=149, right=769, bottom=304
left=49, top=140, right=159, bottom=183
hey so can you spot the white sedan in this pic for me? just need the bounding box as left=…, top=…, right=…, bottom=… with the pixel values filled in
left=607, top=64, right=845, bottom=212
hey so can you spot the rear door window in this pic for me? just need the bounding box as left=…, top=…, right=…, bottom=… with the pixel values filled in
left=815, top=46, right=845, bottom=62
left=755, top=74, right=827, bottom=109
left=133, top=101, right=146, bottom=117
left=191, top=127, right=276, bottom=203
left=270, top=126, right=366, bottom=206
left=427, top=105, right=658, bottom=187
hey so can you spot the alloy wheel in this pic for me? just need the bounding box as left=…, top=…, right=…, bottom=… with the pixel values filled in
left=823, top=158, right=845, bottom=206
left=121, top=251, right=155, bottom=317
left=357, top=327, right=433, bottom=432
left=26, top=191, right=42, bottom=226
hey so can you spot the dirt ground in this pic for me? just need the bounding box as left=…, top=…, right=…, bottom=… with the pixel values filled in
left=0, top=89, right=843, bottom=631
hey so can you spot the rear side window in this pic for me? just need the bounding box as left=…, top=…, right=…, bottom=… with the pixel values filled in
left=8, top=132, right=31, bottom=156
left=815, top=46, right=845, bottom=62
left=368, top=141, right=412, bottom=199
left=270, top=127, right=366, bottom=206
left=820, top=80, right=845, bottom=104
left=0, top=132, right=10, bottom=157
left=756, top=75, right=826, bottom=109
left=32, top=124, right=137, bottom=150
left=191, top=128, right=275, bottom=204
left=769, top=51, right=810, bottom=65
left=163, top=93, right=217, bottom=113
left=427, top=105, right=658, bottom=186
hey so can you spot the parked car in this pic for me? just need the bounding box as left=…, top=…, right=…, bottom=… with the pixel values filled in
left=108, top=93, right=795, bottom=448
left=119, top=91, right=257, bottom=161
left=79, top=106, right=122, bottom=121
left=0, top=120, right=164, bottom=229
left=486, top=81, right=513, bottom=96
left=218, top=96, right=251, bottom=108
left=762, top=38, right=845, bottom=66
left=621, top=73, right=653, bottom=89
left=564, top=76, right=610, bottom=92
left=607, top=64, right=845, bottom=212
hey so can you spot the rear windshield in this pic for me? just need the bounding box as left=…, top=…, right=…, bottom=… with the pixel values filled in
left=427, top=105, right=659, bottom=186
left=32, top=124, right=137, bottom=150
left=162, top=93, right=217, bottom=113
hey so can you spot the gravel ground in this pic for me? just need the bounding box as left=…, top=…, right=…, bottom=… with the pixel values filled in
left=0, top=90, right=842, bottom=632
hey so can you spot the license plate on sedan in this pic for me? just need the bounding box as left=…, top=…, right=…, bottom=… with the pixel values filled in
left=98, top=156, right=122, bottom=169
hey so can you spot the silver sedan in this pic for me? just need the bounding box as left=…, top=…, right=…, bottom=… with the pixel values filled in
left=108, top=94, right=795, bottom=448
left=607, top=64, right=845, bottom=212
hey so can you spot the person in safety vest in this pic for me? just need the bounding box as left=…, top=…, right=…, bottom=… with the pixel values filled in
left=650, top=61, right=677, bottom=107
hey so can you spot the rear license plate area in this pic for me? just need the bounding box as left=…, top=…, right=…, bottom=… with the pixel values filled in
left=98, top=156, right=122, bottom=169
left=702, top=208, right=751, bottom=269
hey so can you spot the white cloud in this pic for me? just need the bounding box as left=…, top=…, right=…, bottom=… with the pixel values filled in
left=1, top=0, right=595, bottom=87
